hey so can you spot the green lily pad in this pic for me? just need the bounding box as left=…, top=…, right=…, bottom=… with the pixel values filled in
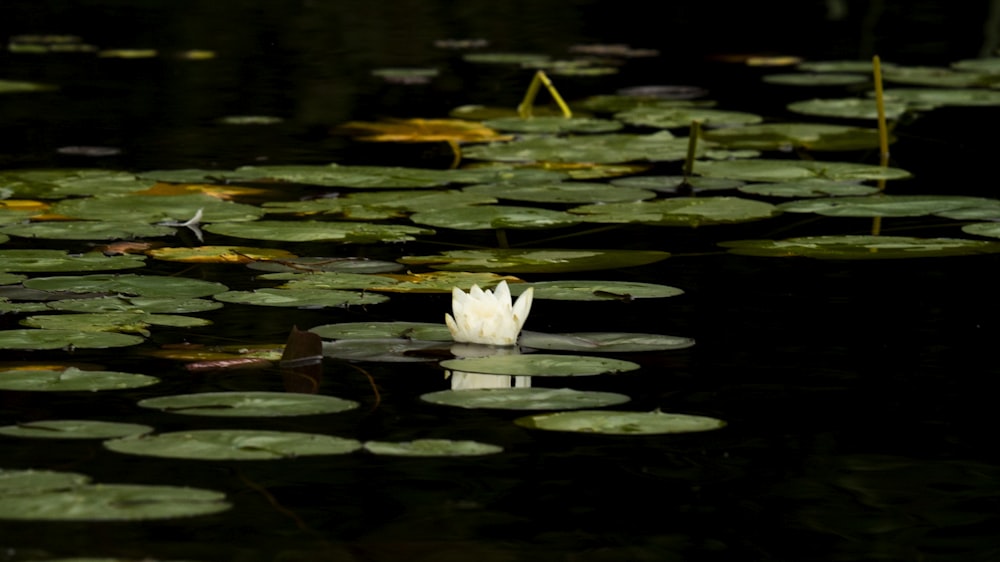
left=462, top=52, right=551, bottom=64
left=463, top=131, right=695, bottom=164
left=205, top=220, right=434, bottom=243
left=0, top=273, right=26, bottom=285
left=321, top=338, right=447, bottom=362
left=246, top=256, right=402, bottom=274
left=777, top=195, right=997, bottom=217
left=219, top=164, right=458, bottom=189
left=104, top=429, right=363, bottom=460
left=0, top=79, right=58, bottom=93
left=0, top=367, right=157, bottom=390
left=481, top=116, right=623, bottom=134
left=738, top=179, right=878, bottom=198
left=50, top=194, right=263, bottom=223
left=787, top=97, right=909, bottom=120
left=262, top=271, right=402, bottom=291
left=310, top=321, right=453, bottom=341
left=462, top=182, right=656, bottom=203
left=410, top=205, right=582, bottom=230
left=0, top=469, right=91, bottom=496
left=695, top=159, right=911, bottom=182
left=610, top=175, right=743, bottom=194
left=0, top=483, right=231, bottom=520
left=0, top=169, right=156, bottom=198
left=615, top=106, right=762, bottom=128
left=0, top=221, right=177, bottom=240
left=399, top=248, right=670, bottom=273
left=569, top=197, right=779, bottom=226
left=507, top=280, right=683, bottom=301
left=881, top=87, right=1000, bottom=108
left=439, top=354, right=640, bottom=377
left=272, top=271, right=517, bottom=294
left=363, top=439, right=503, bottom=456
left=961, top=222, right=1000, bottom=239
left=450, top=104, right=579, bottom=121
left=20, top=311, right=211, bottom=334
left=49, top=296, right=223, bottom=314
left=0, top=420, right=153, bottom=439
left=518, top=331, right=695, bottom=352
left=797, top=60, right=894, bottom=73
left=952, top=57, right=1000, bottom=73
left=213, top=287, right=388, bottom=308
left=701, top=123, right=888, bottom=151
left=138, top=391, right=358, bottom=417
left=514, top=409, right=727, bottom=434
left=420, top=387, right=631, bottom=410
left=217, top=115, right=285, bottom=125
left=577, top=95, right=713, bottom=113
left=264, top=190, right=497, bottom=219
left=0, top=250, right=146, bottom=273
left=882, top=66, right=993, bottom=88
left=720, top=235, right=1000, bottom=259
left=762, top=73, right=869, bottom=86
left=0, top=330, right=146, bottom=350
left=23, top=273, right=228, bottom=298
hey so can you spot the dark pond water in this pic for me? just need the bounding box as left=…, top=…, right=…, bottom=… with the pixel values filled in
left=3, top=1, right=1000, bottom=560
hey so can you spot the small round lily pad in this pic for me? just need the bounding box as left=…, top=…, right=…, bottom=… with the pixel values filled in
left=0, top=420, right=154, bottom=439
left=439, top=354, right=640, bottom=377
left=421, top=387, right=631, bottom=410
left=514, top=410, right=726, bottom=434
left=363, top=439, right=503, bottom=456
left=0, top=483, right=231, bottom=520
left=104, top=429, right=363, bottom=460
left=0, top=367, right=158, bottom=391
left=137, top=391, right=359, bottom=417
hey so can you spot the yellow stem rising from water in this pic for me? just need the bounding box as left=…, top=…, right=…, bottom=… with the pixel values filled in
left=517, top=70, right=572, bottom=119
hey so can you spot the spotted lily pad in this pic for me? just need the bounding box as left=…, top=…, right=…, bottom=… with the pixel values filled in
left=0, top=330, right=146, bottom=350
left=138, top=391, right=358, bottom=417
left=439, top=354, right=640, bottom=377
left=23, top=273, right=228, bottom=298
left=0, top=367, right=157, bottom=390
left=569, top=197, right=779, bottom=226
left=205, top=220, right=434, bottom=243
left=514, top=410, right=726, bottom=434
left=518, top=331, right=695, bottom=352
left=420, top=387, right=631, bottom=410
left=462, top=131, right=695, bottom=164
left=0, top=420, right=153, bottom=439
left=363, top=439, right=503, bottom=456
left=0, top=483, right=231, bottom=520
left=399, top=248, right=670, bottom=273
left=310, top=321, right=452, bottom=341
left=695, top=159, right=911, bottom=182
left=720, top=235, right=1000, bottom=259
left=0, top=250, right=146, bottom=272
left=777, top=195, right=997, bottom=217
left=104, top=429, right=363, bottom=460
left=410, top=205, right=582, bottom=230
left=508, top=280, right=683, bottom=301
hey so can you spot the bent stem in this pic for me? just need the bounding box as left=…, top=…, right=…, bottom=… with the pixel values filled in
left=517, top=70, right=573, bottom=119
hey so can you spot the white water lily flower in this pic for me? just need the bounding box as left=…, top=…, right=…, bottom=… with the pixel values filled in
left=445, top=281, right=533, bottom=346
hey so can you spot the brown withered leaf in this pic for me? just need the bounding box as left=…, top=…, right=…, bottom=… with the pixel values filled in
left=335, top=118, right=513, bottom=144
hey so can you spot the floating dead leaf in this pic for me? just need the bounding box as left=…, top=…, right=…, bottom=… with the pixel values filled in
left=135, top=182, right=274, bottom=199
left=146, top=246, right=298, bottom=264
left=335, top=118, right=513, bottom=144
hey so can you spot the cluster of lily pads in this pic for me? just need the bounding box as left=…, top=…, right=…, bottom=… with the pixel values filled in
left=5, top=41, right=1000, bottom=532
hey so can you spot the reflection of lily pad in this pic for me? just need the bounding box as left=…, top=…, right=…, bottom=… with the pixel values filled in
left=0, top=420, right=153, bottom=440
left=138, top=391, right=358, bottom=417
left=514, top=410, right=726, bottom=434
left=720, top=235, right=1000, bottom=259
left=399, top=248, right=670, bottom=273
left=0, top=367, right=157, bottom=390
left=213, top=288, right=388, bottom=308
left=23, top=273, right=228, bottom=298
left=0, top=250, right=146, bottom=273
left=508, top=280, right=683, bottom=301
left=105, top=430, right=362, bottom=460
left=421, top=387, right=631, bottom=410
left=363, top=439, right=503, bottom=457
left=570, top=197, right=779, bottom=226
left=0, top=484, right=231, bottom=520
left=696, top=159, right=911, bottom=182
left=0, top=330, right=146, bottom=350
left=439, top=354, right=639, bottom=377
left=311, top=321, right=452, bottom=341
left=519, top=331, right=695, bottom=352
left=205, top=220, right=434, bottom=243
left=410, top=205, right=582, bottom=230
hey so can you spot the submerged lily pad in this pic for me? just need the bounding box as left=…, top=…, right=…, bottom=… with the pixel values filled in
left=399, top=248, right=670, bottom=273
left=695, top=159, right=911, bottom=183
left=213, top=288, right=388, bottom=308
left=104, top=429, right=363, bottom=460
left=205, top=220, right=434, bottom=243
left=0, top=483, right=230, bottom=520
left=0, top=420, right=153, bottom=439
left=514, top=410, right=726, bottom=434
left=0, top=250, right=146, bottom=273
left=310, top=321, right=453, bottom=341
left=0, top=330, right=146, bottom=350
left=508, top=280, right=683, bottom=301
left=363, top=439, right=503, bottom=457
left=420, top=387, right=631, bottom=410
left=23, top=273, right=228, bottom=298
left=0, top=367, right=157, bottom=390
left=410, top=205, right=582, bottom=230
left=439, top=354, right=640, bottom=377
left=518, top=331, right=695, bottom=352
left=720, top=235, right=1000, bottom=259
left=701, top=122, right=887, bottom=151
left=569, top=197, right=779, bottom=226
left=138, top=391, right=359, bottom=417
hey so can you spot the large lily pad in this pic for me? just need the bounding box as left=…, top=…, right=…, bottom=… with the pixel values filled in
left=23, top=273, right=228, bottom=298
left=610, top=175, right=744, bottom=194
left=615, top=106, right=762, bottom=128
left=49, top=194, right=263, bottom=223
left=204, top=220, right=434, bottom=243
left=881, top=87, right=1000, bottom=108
left=263, top=190, right=497, bottom=219
left=462, top=182, right=656, bottom=203
left=507, top=280, right=683, bottom=301
left=738, top=179, right=878, bottom=198
left=787, top=97, right=909, bottom=120
left=0, top=420, right=154, bottom=440
left=20, top=311, right=211, bottom=334
left=321, top=338, right=448, bottom=362
left=399, top=248, right=670, bottom=273
left=0, top=330, right=146, bottom=350
left=363, top=439, right=503, bottom=456
left=439, top=354, right=640, bottom=377
left=0, top=221, right=177, bottom=240
left=420, top=387, right=631, bottom=410
left=0, top=483, right=231, bottom=520
left=482, top=116, right=623, bottom=134
left=777, top=195, right=997, bottom=217
left=0, top=169, right=154, bottom=198
left=409, top=205, right=583, bottom=230
left=569, top=197, right=779, bottom=226
left=49, top=296, right=223, bottom=314
left=462, top=131, right=696, bottom=164
left=0, top=469, right=91, bottom=496
left=138, top=391, right=359, bottom=417
left=0, top=367, right=157, bottom=390
left=213, top=287, right=388, bottom=308
left=219, top=164, right=460, bottom=189
left=514, top=409, right=726, bottom=434
left=701, top=123, right=888, bottom=151
left=246, top=256, right=403, bottom=274
left=104, top=429, right=363, bottom=460
left=0, top=250, right=146, bottom=273
left=310, top=321, right=453, bottom=341
left=518, top=331, right=695, bottom=352
left=720, top=235, right=1000, bottom=259
left=961, top=222, right=1000, bottom=239
left=695, top=159, right=911, bottom=183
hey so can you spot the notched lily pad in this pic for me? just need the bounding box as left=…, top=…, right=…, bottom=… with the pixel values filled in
left=0, top=420, right=153, bottom=439
left=0, top=366, right=157, bottom=390
left=104, top=429, right=363, bottom=460
left=420, top=387, right=631, bottom=410
left=363, top=439, right=503, bottom=456
left=20, top=311, right=211, bottom=334
left=720, top=235, right=1000, bottom=259
left=138, top=391, right=359, bottom=417
left=514, top=409, right=727, bottom=434
left=439, top=354, right=640, bottom=377
left=321, top=338, right=448, bottom=362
